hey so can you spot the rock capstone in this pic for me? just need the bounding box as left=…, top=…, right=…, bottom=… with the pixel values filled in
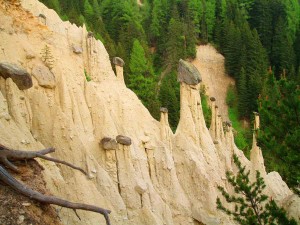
left=87, top=32, right=94, bottom=38
left=32, top=64, right=56, bottom=89
left=0, top=62, right=32, bottom=90
left=100, top=137, right=117, bottom=150
left=177, top=59, right=201, bottom=85
left=160, top=107, right=168, bottom=113
left=112, top=57, right=125, bottom=67
left=210, top=97, right=216, bottom=102
left=116, top=135, right=132, bottom=146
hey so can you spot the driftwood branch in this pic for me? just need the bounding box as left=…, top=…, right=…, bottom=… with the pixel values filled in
left=0, top=144, right=111, bottom=225
left=0, top=165, right=111, bottom=225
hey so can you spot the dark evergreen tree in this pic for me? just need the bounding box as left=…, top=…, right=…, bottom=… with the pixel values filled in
left=237, top=67, right=249, bottom=119
left=128, top=39, right=159, bottom=118
left=165, top=14, right=186, bottom=68
left=159, top=72, right=180, bottom=130
left=258, top=75, right=300, bottom=194
left=271, top=17, right=296, bottom=78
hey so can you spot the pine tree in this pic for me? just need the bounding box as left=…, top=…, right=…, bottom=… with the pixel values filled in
left=237, top=67, right=249, bottom=119
left=217, top=154, right=297, bottom=225
left=128, top=39, right=159, bottom=118
left=83, top=0, right=94, bottom=19
left=187, top=0, right=202, bottom=36
left=223, top=21, right=242, bottom=77
left=129, top=39, right=148, bottom=77
left=150, top=0, right=166, bottom=41
left=165, top=16, right=185, bottom=67
left=271, top=17, right=296, bottom=78
left=159, top=72, right=180, bottom=130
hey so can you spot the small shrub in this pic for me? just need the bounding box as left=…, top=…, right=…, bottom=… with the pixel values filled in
left=84, top=69, right=92, bottom=82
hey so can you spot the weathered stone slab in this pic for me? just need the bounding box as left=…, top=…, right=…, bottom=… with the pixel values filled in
left=32, top=64, right=56, bottom=89
left=177, top=59, right=201, bottom=85
left=0, top=62, right=32, bottom=90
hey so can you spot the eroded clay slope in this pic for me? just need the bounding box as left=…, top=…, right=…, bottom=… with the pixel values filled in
left=0, top=0, right=298, bottom=224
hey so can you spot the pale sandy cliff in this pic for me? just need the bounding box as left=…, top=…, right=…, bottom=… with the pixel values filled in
left=0, top=1, right=299, bottom=224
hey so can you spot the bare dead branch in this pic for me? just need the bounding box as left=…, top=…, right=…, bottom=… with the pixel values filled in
left=36, top=154, right=87, bottom=176
left=0, top=144, right=85, bottom=175
left=0, top=165, right=111, bottom=225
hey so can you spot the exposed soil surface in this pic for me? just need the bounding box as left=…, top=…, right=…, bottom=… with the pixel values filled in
left=0, top=160, right=62, bottom=225
left=192, top=45, right=234, bottom=120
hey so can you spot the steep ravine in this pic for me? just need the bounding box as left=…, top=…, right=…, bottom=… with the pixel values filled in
left=192, top=45, right=234, bottom=121
left=0, top=1, right=299, bottom=225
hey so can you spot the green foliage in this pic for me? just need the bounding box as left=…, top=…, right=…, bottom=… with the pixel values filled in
left=217, top=154, right=297, bottom=225
left=40, top=44, right=54, bottom=69
left=258, top=74, right=300, bottom=193
left=165, top=17, right=186, bottom=68
left=226, top=84, right=237, bottom=107
left=159, top=71, right=180, bottom=131
left=200, top=85, right=212, bottom=128
left=84, top=69, right=91, bottom=82
left=128, top=39, right=160, bottom=119
left=226, top=85, right=252, bottom=156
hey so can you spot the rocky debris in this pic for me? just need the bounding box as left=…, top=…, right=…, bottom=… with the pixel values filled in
left=101, top=137, right=117, bottom=150
left=116, top=135, right=132, bottom=146
left=112, top=57, right=125, bottom=67
left=178, top=59, right=201, bottom=85
left=160, top=107, right=168, bottom=113
left=17, top=215, right=25, bottom=224
left=31, top=64, right=56, bottom=88
left=72, top=46, right=83, bottom=54
left=0, top=62, right=32, bottom=90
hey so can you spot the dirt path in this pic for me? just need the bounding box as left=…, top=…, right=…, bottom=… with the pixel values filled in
left=192, top=45, right=234, bottom=120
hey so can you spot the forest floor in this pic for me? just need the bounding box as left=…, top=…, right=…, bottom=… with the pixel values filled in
left=192, top=45, right=234, bottom=121
left=0, top=160, right=62, bottom=225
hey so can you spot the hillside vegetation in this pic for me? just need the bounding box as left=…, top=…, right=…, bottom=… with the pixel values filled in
left=40, top=0, right=300, bottom=193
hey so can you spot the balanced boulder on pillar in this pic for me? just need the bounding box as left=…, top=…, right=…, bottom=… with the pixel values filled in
left=177, top=59, right=202, bottom=85
left=113, top=57, right=125, bottom=83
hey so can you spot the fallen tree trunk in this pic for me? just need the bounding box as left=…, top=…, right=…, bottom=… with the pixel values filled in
left=0, top=165, right=111, bottom=225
